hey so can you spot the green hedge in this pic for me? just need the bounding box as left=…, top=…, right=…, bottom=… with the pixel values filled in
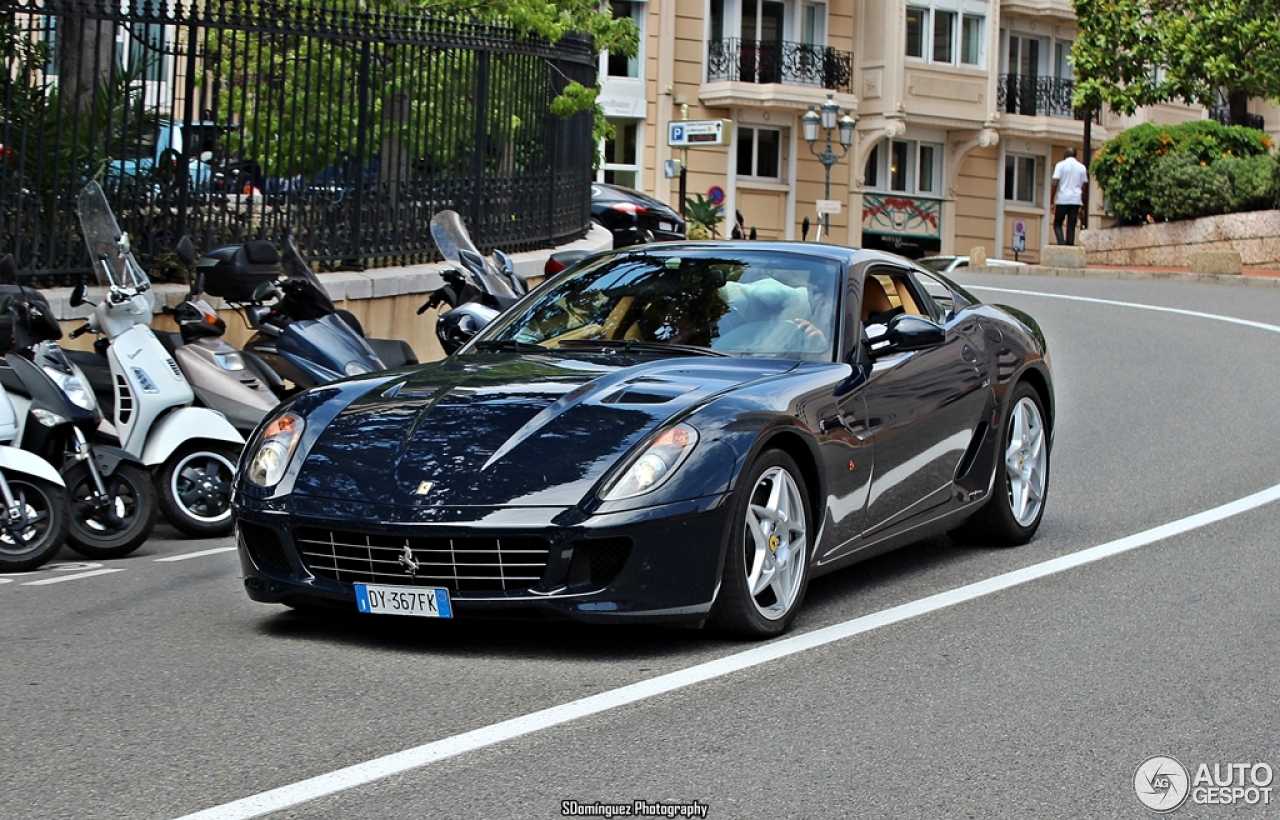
left=1093, top=120, right=1278, bottom=223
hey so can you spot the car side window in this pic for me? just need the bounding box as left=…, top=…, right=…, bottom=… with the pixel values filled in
left=909, top=270, right=957, bottom=321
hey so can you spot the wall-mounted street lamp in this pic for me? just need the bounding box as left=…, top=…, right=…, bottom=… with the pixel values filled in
left=802, top=93, right=856, bottom=241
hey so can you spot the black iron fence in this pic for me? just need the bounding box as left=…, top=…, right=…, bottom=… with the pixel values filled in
left=706, top=38, right=852, bottom=93
left=0, top=0, right=596, bottom=285
left=997, top=74, right=1099, bottom=122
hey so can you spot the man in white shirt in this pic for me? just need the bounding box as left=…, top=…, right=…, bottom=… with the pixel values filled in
left=1051, top=148, right=1089, bottom=245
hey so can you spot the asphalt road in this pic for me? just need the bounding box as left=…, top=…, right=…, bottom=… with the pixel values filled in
left=4, top=272, right=1279, bottom=820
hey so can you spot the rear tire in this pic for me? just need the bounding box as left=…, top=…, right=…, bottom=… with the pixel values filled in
left=710, top=450, right=811, bottom=639
left=951, top=382, right=1049, bottom=547
left=65, top=461, right=158, bottom=559
left=157, top=444, right=240, bottom=538
left=0, top=476, right=70, bottom=572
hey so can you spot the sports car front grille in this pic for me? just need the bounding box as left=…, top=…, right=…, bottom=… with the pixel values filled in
left=294, top=527, right=552, bottom=593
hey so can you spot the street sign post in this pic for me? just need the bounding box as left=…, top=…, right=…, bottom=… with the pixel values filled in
left=1012, top=218, right=1027, bottom=260
left=668, top=120, right=732, bottom=147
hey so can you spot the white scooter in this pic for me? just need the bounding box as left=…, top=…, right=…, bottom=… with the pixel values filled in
left=68, top=182, right=244, bottom=538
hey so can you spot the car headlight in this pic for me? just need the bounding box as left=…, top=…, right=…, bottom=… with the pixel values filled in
left=247, top=412, right=305, bottom=487
left=42, top=365, right=96, bottom=411
left=600, top=423, right=698, bottom=501
left=344, top=361, right=371, bottom=376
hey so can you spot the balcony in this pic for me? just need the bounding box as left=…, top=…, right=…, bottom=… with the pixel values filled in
left=1209, top=106, right=1266, bottom=130
left=997, top=75, right=1084, bottom=119
left=707, top=38, right=853, bottom=93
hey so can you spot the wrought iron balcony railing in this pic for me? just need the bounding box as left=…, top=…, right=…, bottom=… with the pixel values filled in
left=997, top=75, right=1097, bottom=121
left=1209, top=106, right=1265, bottom=131
left=707, top=38, right=853, bottom=93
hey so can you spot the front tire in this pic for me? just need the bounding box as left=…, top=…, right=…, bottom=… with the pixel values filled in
left=157, top=444, right=240, bottom=538
left=0, top=476, right=70, bottom=572
left=65, top=461, right=158, bottom=559
left=951, top=383, right=1049, bottom=547
left=710, top=450, right=811, bottom=639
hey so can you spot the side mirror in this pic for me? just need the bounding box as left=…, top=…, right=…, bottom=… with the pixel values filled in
left=70, top=282, right=87, bottom=308
left=492, top=249, right=515, bottom=277
left=867, top=314, right=945, bottom=358
left=175, top=235, right=198, bottom=267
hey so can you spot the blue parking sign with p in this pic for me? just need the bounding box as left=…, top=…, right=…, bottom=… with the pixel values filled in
left=670, top=123, right=685, bottom=144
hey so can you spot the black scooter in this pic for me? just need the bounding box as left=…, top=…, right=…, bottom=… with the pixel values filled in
left=419, top=210, right=530, bottom=354
left=0, top=258, right=158, bottom=559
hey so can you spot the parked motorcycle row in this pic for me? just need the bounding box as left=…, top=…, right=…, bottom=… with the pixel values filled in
left=0, top=181, right=527, bottom=572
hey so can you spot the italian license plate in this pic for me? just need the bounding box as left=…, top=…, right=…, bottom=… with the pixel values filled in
left=354, top=583, right=452, bottom=618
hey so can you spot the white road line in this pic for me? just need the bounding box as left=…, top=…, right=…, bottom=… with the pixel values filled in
left=172, top=480, right=1280, bottom=820
left=968, top=285, right=1280, bottom=334
left=21, top=568, right=125, bottom=586
left=155, top=547, right=237, bottom=562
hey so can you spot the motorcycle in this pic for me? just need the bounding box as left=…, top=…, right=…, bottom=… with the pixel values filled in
left=69, top=181, right=244, bottom=538
left=0, top=287, right=71, bottom=571
left=196, top=236, right=402, bottom=394
left=419, top=210, right=530, bottom=354
left=0, top=257, right=155, bottom=559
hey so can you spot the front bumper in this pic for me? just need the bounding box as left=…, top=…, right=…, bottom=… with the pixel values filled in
left=234, top=493, right=732, bottom=625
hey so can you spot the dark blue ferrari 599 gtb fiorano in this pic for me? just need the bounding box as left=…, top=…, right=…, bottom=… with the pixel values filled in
left=233, top=242, right=1053, bottom=638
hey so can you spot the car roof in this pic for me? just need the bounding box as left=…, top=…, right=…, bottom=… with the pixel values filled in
left=611, top=239, right=928, bottom=268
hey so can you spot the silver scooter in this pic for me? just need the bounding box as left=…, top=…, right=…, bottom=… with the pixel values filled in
left=163, top=237, right=281, bottom=433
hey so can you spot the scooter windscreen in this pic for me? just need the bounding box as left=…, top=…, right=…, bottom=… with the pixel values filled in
left=429, top=210, right=519, bottom=301
left=76, top=182, right=153, bottom=297
left=278, top=237, right=338, bottom=321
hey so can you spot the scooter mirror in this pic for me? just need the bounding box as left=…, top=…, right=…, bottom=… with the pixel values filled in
left=252, top=280, right=280, bottom=302
left=175, top=236, right=198, bottom=267
left=70, top=282, right=87, bottom=308
left=0, top=253, right=16, bottom=281
left=492, top=249, right=515, bottom=276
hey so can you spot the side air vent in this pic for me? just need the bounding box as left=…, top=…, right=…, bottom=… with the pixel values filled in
left=114, top=374, right=134, bottom=425
left=238, top=522, right=291, bottom=573
left=168, top=358, right=183, bottom=379
left=565, top=537, right=633, bottom=588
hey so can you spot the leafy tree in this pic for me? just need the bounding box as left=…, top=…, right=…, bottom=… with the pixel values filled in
left=1071, top=0, right=1280, bottom=125
left=208, top=0, right=636, bottom=181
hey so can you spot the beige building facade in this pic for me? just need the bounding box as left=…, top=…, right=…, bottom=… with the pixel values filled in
left=596, top=0, right=1279, bottom=264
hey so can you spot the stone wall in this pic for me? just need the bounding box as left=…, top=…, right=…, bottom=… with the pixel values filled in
left=51, top=226, right=613, bottom=365
left=1083, top=210, right=1280, bottom=269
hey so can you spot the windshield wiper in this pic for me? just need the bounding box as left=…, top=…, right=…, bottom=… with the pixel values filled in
left=472, top=339, right=547, bottom=353
left=555, top=338, right=728, bottom=357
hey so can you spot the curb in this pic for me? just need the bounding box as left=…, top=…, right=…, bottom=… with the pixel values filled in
left=965, top=264, right=1280, bottom=288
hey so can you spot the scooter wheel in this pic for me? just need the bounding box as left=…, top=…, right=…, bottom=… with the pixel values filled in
left=0, top=476, right=70, bottom=572
left=65, top=461, right=158, bottom=559
left=157, top=444, right=240, bottom=538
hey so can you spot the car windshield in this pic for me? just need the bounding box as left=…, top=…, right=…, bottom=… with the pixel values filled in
left=478, top=248, right=843, bottom=360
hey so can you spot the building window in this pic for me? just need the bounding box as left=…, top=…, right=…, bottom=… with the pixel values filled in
left=866, top=139, right=943, bottom=196
left=603, top=0, right=644, bottom=79
left=737, top=126, right=783, bottom=180
left=906, top=8, right=926, bottom=58
left=961, top=15, right=983, bottom=65
left=1004, top=153, right=1040, bottom=204
left=599, top=120, right=640, bottom=188
left=906, top=2, right=985, bottom=67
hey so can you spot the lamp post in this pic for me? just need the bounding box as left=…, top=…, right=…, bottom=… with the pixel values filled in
left=802, top=93, right=856, bottom=241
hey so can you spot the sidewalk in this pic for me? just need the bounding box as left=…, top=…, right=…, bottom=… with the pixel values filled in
left=970, top=262, right=1280, bottom=287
